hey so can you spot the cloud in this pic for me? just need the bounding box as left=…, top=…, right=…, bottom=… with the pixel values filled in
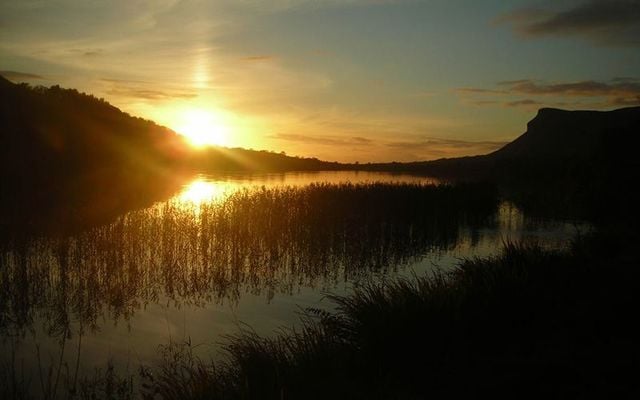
left=269, top=133, right=373, bottom=147
left=505, top=99, right=543, bottom=108
left=269, top=131, right=506, bottom=161
left=497, top=0, right=640, bottom=46
left=456, top=87, right=508, bottom=95
left=100, top=77, right=151, bottom=85
left=457, top=78, right=640, bottom=108
left=497, top=79, right=534, bottom=86
left=502, top=78, right=640, bottom=98
left=104, top=83, right=197, bottom=100
left=241, top=55, right=276, bottom=62
left=409, top=90, right=436, bottom=98
left=105, top=88, right=197, bottom=100
left=386, top=137, right=507, bottom=158
left=0, top=70, right=45, bottom=81
left=612, top=76, right=638, bottom=82
left=470, top=100, right=500, bottom=106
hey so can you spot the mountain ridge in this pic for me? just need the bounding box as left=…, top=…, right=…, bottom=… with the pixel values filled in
left=355, top=106, right=640, bottom=218
left=355, top=106, right=638, bottom=172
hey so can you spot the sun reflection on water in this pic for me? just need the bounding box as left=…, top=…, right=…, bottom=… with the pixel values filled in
left=177, top=178, right=234, bottom=206
left=174, top=171, right=443, bottom=209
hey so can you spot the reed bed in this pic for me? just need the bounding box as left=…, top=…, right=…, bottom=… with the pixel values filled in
left=0, top=182, right=497, bottom=336
left=139, top=232, right=640, bottom=399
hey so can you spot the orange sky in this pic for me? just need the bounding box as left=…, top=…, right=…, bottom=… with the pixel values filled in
left=1, top=0, right=639, bottom=162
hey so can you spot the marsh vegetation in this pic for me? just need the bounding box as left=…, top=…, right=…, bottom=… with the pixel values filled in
left=139, top=231, right=639, bottom=399
left=0, top=182, right=498, bottom=334
left=0, top=176, right=597, bottom=399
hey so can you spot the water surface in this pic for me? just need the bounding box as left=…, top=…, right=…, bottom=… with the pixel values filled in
left=0, top=171, right=587, bottom=393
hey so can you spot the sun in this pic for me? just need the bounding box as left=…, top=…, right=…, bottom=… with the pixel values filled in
left=175, top=109, right=229, bottom=147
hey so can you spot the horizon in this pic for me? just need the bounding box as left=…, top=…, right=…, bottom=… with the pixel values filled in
left=4, top=73, right=638, bottom=165
left=2, top=1, right=640, bottom=162
left=0, top=72, right=565, bottom=164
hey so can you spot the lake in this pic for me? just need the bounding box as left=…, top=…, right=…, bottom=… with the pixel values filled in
left=0, top=171, right=587, bottom=395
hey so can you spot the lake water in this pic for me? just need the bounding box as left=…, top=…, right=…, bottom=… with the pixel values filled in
left=0, top=171, right=588, bottom=394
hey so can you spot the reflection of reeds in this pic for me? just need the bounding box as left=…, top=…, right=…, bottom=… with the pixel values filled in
left=141, top=233, right=640, bottom=399
left=1, top=356, right=135, bottom=400
left=1, top=326, right=135, bottom=400
left=0, top=182, right=498, bottom=336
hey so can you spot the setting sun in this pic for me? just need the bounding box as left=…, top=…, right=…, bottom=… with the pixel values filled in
left=175, top=109, right=229, bottom=147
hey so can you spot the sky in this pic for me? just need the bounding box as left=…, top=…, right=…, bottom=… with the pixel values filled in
left=1, top=0, right=639, bottom=162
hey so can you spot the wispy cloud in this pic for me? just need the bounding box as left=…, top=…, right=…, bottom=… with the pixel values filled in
left=103, top=79, right=198, bottom=100
left=0, top=70, right=45, bottom=81
left=105, top=88, right=197, bottom=100
left=386, top=136, right=507, bottom=158
left=504, top=99, right=543, bottom=109
left=469, top=100, right=500, bottom=106
left=269, top=133, right=373, bottom=147
left=457, top=78, right=640, bottom=109
left=68, top=48, right=104, bottom=57
left=100, top=77, right=151, bottom=85
left=269, top=131, right=506, bottom=160
left=387, top=136, right=506, bottom=150
left=496, top=0, right=640, bottom=47
left=456, top=87, right=508, bottom=95
left=241, top=55, right=276, bottom=62
left=501, top=78, right=640, bottom=98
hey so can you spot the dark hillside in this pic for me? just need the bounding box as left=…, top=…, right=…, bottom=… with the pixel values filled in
left=0, top=77, right=344, bottom=235
left=0, top=76, right=189, bottom=235
left=359, top=107, right=640, bottom=219
left=488, top=107, right=640, bottom=218
left=189, top=146, right=341, bottom=172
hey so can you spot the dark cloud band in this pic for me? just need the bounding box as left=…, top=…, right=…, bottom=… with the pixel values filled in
left=0, top=70, right=45, bottom=81
left=458, top=78, right=640, bottom=109
left=498, top=0, right=640, bottom=47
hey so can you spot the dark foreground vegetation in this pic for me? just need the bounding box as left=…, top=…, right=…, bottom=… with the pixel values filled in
left=135, top=229, right=638, bottom=400
left=3, top=229, right=636, bottom=399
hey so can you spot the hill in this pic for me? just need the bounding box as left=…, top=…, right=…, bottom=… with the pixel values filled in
left=359, top=107, right=640, bottom=219
left=0, top=77, right=342, bottom=235
left=188, top=146, right=341, bottom=172
left=0, top=76, right=341, bottom=178
left=0, top=75, right=188, bottom=178
left=0, top=76, right=192, bottom=235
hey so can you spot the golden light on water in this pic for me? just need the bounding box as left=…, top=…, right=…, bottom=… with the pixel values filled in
left=175, top=109, right=230, bottom=147
left=178, top=179, right=224, bottom=205
left=176, top=178, right=248, bottom=207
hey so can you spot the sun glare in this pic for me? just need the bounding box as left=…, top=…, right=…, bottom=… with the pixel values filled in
left=176, top=109, right=229, bottom=147
left=177, top=179, right=230, bottom=206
